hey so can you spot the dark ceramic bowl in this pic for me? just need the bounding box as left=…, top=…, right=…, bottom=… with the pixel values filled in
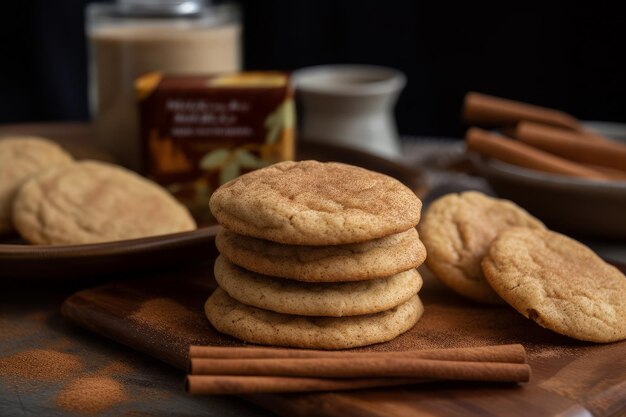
left=471, top=155, right=626, bottom=238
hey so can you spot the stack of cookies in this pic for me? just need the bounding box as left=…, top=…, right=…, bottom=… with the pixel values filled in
left=206, top=160, right=426, bottom=349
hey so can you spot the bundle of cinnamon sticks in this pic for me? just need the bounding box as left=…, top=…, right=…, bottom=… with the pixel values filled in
left=186, top=344, right=530, bottom=395
left=463, top=92, right=626, bottom=181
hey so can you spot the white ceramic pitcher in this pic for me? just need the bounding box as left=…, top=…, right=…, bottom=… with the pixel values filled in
left=294, top=65, right=406, bottom=159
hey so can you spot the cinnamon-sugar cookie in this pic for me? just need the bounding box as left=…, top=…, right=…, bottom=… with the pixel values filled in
left=209, top=160, right=422, bottom=245
left=13, top=160, right=196, bottom=244
left=216, top=227, right=426, bottom=282
left=420, top=191, right=544, bottom=304
left=205, top=288, right=423, bottom=349
left=482, top=227, right=626, bottom=343
left=0, top=137, right=73, bottom=233
left=214, top=255, right=422, bottom=316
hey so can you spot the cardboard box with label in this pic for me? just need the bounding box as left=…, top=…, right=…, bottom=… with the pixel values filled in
left=136, top=72, right=295, bottom=225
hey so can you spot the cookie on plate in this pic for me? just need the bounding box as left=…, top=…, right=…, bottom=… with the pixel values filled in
left=205, top=288, right=423, bottom=349
left=209, top=160, right=422, bottom=245
left=216, top=227, right=426, bottom=282
left=0, top=136, right=73, bottom=234
left=420, top=191, right=545, bottom=304
left=214, top=255, right=422, bottom=317
left=482, top=227, right=626, bottom=343
left=13, top=160, right=196, bottom=244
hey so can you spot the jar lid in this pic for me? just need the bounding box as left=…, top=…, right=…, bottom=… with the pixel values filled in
left=117, top=0, right=207, bottom=17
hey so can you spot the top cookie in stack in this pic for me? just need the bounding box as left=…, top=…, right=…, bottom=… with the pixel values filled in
left=206, top=160, right=426, bottom=349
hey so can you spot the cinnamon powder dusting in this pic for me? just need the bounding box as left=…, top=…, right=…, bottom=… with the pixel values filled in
left=55, top=376, right=127, bottom=414
left=130, top=298, right=201, bottom=334
left=97, top=360, right=134, bottom=376
left=0, top=349, right=83, bottom=380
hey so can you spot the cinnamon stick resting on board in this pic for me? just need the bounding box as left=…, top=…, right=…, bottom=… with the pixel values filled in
left=514, top=122, right=626, bottom=173
left=189, top=357, right=531, bottom=380
left=187, top=375, right=426, bottom=395
left=463, top=92, right=581, bottom=131
left=188, top=344, right=527, bottom=364
left=186, top=344, right=530, bottom=395
left=466, top=128, right=609, bottom=180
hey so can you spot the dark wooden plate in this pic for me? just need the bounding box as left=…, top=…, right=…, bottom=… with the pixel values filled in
left=0, top=123, right=426, bottom=280
left=0, top=226, right=221, bottom=279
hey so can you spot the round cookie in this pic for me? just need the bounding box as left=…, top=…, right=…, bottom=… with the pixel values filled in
left=216, top=227, right=426, bottom=282
left=420, top=191, right=545, bottom=304
left=205, top=288, right=423, bottom=349
left=13, top=160, right=196, bottom=244
left=214, top=255, right=422, bottom=317
left=209, top=160, right=422, bottom=245
left=482, top=228, right=626, bottom=343
left=0, top=137, right=73, bottom=234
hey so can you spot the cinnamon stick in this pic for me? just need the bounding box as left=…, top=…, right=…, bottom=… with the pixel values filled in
left=463, top=92, right=581, bottom=131
left=582, top=164, right=626, bottom=181
left=514, top=122, right=626, bottom=173
left=510, top=123, right=609, bottom=144
left=466, top=127, right=609, bottom=180
left=187, top=375, right=425, bottom=395
left=579, top=131, right=613, bottom=143
left=189, top=357, right=531, bottom=381
left=189, top=344, right=527, bottom=364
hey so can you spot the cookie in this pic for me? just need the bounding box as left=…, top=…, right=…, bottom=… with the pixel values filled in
left=205, top=288, right=423, bottom=349
left=214, top=255, right=422, bottom=317
left=420, top=191, right=545, bottom=304
left=216, top=227, right=426, bottom=282
left=13, top=160, right=196, bottom=244
left=209, top=160, right=422, bottom=245
left=0, top=137, right=73, bottom=233
left=482, top=228, right=626, bottom=343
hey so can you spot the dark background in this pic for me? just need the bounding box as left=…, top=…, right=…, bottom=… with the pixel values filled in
left=1, top=0, right=624, bottom=137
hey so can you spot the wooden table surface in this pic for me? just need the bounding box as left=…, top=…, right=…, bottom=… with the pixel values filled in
left=61, top=265, right=626, bottom=417
left=0, top=265, right=277, bottom=417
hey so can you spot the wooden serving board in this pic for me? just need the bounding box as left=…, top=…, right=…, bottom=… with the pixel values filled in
left=61, top=262, right=626, bottom=417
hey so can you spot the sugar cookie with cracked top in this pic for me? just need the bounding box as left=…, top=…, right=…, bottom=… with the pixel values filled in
left=420, top=191, right=545, bottom=304
left=214, top=255, right=423, bottom=317
left=216, top=227, right=426, bottom=282
left=13, top=160, right=196, bottom=244
left=209, top=160, right=422, bottom=245
left=482, top=227, right=626, bottom=343
left=0, top=136, right=73, bottom=234
left=205, top=288, right=423, bottom=349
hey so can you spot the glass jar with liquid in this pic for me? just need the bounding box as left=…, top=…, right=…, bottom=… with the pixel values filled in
left=87, top=0, right=241, bottom=169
